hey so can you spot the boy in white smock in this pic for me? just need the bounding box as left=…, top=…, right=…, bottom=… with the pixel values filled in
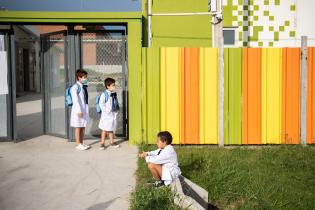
left=139, top=131, right=181, bottom=187
left=99, top=78, right=120, bottom=149
left=70, top=69, right=90, bottom=151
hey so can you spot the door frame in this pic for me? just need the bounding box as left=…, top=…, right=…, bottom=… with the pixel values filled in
left=0, top=11, right=142, bottom=144
left=41, top=28, right=129, bottom=141
left=76, top=29, right=129, bottom=139
left=40, top=30, right=68, bottom=139
left=0, top=29, right=17, bottom=141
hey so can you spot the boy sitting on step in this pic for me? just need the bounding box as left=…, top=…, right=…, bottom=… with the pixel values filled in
left=139, top=131, right=181, bottom=187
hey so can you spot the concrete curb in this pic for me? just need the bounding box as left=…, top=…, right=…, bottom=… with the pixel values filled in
left=170, top=175, right=209, bottom=210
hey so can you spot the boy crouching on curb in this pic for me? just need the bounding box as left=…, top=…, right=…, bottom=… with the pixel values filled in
left=139, top=131, right=181, bottom=188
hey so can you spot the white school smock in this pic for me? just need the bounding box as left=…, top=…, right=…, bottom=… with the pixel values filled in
left=98, top=90, right=118, bottom=132
left=70, top=81, right=89, bottom=128
left=145, top=145, right=181, bottom=185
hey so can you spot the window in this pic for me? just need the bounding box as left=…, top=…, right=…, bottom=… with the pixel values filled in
left=223, top=28, right=236, bottom=46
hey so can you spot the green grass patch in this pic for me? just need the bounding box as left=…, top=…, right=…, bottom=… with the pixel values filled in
left=131, top=145, right=315, bottom=210
left=178, top=145, right=315, bottom=210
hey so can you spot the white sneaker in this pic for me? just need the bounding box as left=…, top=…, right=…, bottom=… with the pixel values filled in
left=99, top=144, right=105, bottom=150
left=82, top=143, right=90, bottom=149
left=110, top=143, right=120, bottom=148
left=76, top=144, right=88, bottom=150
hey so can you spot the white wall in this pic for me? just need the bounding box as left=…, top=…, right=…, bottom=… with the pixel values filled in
left=296, top=0, right=315, bottom=46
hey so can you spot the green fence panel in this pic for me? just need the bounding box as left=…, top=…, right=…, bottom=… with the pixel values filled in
left=224, top=48, right=243, bottom=144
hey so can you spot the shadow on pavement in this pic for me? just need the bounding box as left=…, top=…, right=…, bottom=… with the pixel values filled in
left=86, top=197, right=119, bottom=210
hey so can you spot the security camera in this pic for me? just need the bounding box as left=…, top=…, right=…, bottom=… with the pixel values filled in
left=216, top=14, right=223, bottom=21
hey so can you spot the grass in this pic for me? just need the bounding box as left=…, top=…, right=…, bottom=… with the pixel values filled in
left=130, top=145, right=315, bottom=210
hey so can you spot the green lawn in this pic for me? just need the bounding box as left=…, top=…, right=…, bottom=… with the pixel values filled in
left=130, top=145, right=315, bottom=210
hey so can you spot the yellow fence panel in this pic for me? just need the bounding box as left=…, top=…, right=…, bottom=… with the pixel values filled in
left=262, top=48, right=282, bottom=144
left=160, top=47, right=181, bottom=144
left=200, top=48, right=218, bottom=144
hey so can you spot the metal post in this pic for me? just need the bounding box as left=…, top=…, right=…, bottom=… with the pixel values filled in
left=300, top=36, right=308, bottom=145
left=2, top=32, right=13, bottom=141
left=67, top=28, right=76, bottom=141
left=34, top=42, right=40, bottom=93
left=213, top=0, right=224, bottom=146
left=9, top=34, right=17, bottom=141
left=40, top=35, right=46, bottom=134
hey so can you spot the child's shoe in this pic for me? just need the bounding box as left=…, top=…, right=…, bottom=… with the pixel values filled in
left=146, top=178, right=156, bottom=185
left=152, top=180, right=165, bottom=188
left=76, top=144, right=88, bottom=151
left=99, top=144, right=105, bottom=150
left=82, top=143, right=90, bottom=149
left=110, top=142, right=120, bottom=148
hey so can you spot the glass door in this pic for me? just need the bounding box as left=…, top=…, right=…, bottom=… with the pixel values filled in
left=40, top=29, right=128, bottom=140
left=0, top=32, right=15, bottom=140
left=41, top=31, right=68, bottom=137
left=79, top=30, right=128, bottom=138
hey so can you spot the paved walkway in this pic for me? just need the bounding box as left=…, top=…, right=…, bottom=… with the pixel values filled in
left=16, top=93, right=43, bottom=140
left=0, top=135, right=137, bottom=210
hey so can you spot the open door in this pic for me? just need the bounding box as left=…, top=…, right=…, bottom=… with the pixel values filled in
left=41, top=31, right=68, bottom=138
left=41, top=28, right=128, bottom=140
left=79, top=30, right=128, bottom=138
left=0, top=31, right=16, bottom=141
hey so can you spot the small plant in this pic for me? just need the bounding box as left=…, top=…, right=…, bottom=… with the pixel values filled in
left=130, top=186, right=180, bottom=210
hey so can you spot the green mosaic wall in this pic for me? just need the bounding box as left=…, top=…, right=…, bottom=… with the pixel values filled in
left=223, top=0, right=296, bottom=47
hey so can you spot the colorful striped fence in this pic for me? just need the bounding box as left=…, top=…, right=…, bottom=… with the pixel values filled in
left=160, top=48, right=218, bottom=144
left=141, top=47, right=315, bottom=145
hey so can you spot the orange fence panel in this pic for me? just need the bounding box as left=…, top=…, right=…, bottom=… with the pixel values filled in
left=281, top=48, right=300, bottom=144
left=181, top=48, right=200, bottom=144
left=243, top=48, right=262, bottom=144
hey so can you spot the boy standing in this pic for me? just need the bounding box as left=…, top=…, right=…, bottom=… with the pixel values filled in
left=70, top=69, right=90, bottom=150
left=139, top=131, right=181, bottom=187
left=99, top=78, right=120, bottom=149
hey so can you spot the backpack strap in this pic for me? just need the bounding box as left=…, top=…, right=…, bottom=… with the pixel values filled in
left=103, top=91, right=109, bottom=103
left=76, top=83, right=81, bottom=94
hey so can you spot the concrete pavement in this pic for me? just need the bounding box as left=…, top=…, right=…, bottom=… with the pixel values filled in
left=0, top=135, right=137, bottom=210
left=16, top=93, right=43, bottom=141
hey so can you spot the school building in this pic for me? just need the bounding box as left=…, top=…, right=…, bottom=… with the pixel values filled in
left=0, top=0, right=314, bottom=145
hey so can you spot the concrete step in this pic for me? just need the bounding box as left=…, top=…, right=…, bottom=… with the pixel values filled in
left=170, top=175, right=212, bottom=210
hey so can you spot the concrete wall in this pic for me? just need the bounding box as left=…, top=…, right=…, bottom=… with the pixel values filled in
left=296, top=0, right=315, bottom=46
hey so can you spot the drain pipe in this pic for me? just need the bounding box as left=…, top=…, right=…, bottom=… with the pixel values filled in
left=211, top=0, right=216, bottom=47
left=147, top=0, right=152, bottom=47
left=210, top=0, right=223, bottom=47
left=151, top=12, right=221, bottom=16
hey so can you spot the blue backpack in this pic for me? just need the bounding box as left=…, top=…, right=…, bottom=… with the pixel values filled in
left=95, top=91, right=109, bottom=113
left=95, top=92, right=119, bottom=113
left=65, top=84, right=81, bottom=107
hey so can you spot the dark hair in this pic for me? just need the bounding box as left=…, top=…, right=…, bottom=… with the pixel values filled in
left=157, top=131, right=172, bottom=145
left=76, top=69, right=88, bottom=80
left=104, top=78, right=115, bottom=89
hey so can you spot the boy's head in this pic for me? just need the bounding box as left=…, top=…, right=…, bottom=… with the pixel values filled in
left=76, top=69, right=88, bottom=83
left=104, top=77, right=116, bottom=92
left=156, top=131, right=172, bottom=149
